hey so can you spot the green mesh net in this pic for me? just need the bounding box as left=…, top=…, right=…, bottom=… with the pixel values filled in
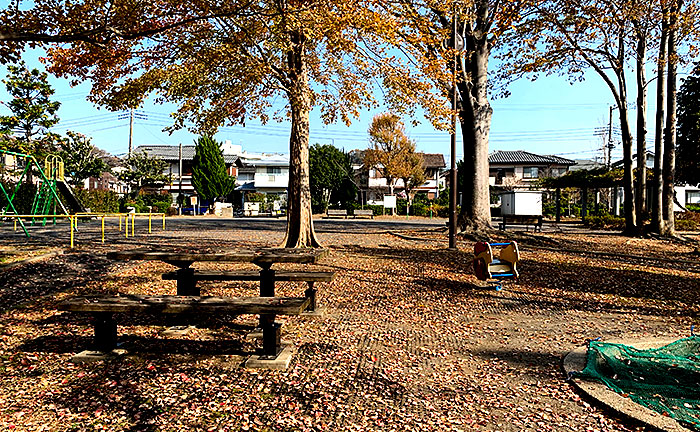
left=573, top=336, right=700, bottom=430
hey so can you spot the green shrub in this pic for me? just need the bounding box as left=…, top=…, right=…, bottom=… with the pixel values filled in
left=685, top=204, right=700, bottom=212
left=676, top=211, right=700, bottom=231
left=411, top=202, right=429, bottom=217
left=675, top=219, right=698, bottom=231
left=120, top=192, right=172, bottom=213
left=74, top=188, right=120, bottom=213
left=584, top=214, right=625, bottom=229
left=245, top=192, right=266, bottom=203
left=0, top=181, right=36, bottom=214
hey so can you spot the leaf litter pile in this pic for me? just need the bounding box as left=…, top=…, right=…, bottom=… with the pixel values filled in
left=1, top=222, right=699, bottom=431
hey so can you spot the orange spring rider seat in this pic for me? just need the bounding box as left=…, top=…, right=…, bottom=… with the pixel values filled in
left=473, top=241, right=520, bottom=282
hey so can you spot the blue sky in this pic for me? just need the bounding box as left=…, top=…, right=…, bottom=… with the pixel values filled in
left=0, top=49, right=667, bottom=166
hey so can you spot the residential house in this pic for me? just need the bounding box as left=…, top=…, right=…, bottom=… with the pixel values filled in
left=489, top=150, right=576, bottom=187
left=132, top=141, right=289, bottom=205
left=610, top=153, right=700, bottom=212
left=133, top=143, right=241, bottom=201
left=349, top=150, right=446, bottom=205
left=84, top=170, right=129, bottom=196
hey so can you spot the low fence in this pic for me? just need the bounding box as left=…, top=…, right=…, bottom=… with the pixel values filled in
left=2, top=213, right=166, bottom=248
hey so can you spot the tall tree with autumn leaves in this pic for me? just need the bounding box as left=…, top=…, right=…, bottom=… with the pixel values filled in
left=500, top=0, right=699, bottom=236
left=380, top=1, right=531, bottom=233
left=0, top=1, right=401, bottom=248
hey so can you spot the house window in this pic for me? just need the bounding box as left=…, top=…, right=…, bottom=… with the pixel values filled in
left=550, top=167, right=567, bottom=177
left=267, top=167, right=282, bottom=175
left=522, top=167, right=539, bottom=178
left=686, top=190, right=700, bottom=205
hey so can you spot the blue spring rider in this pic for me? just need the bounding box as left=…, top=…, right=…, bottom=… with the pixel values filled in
left=473, top=241, right=520, bottom=291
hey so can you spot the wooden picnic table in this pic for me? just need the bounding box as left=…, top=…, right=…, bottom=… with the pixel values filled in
left=107, top=248, right=333, bottom=304
left=59, top=248, right=334, bottom=362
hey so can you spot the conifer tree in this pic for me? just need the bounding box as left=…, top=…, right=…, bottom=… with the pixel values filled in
left=191, top=136, right=236, bottom=202
left=677, top=63, right=700, bottom=187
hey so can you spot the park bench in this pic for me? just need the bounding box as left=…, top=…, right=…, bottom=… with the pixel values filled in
left=58, top=294, right=309, bottom=358
left=161, top=270, right=335, bottom=312
left=325, top=209, right=347, bottom=219
left=499, top=214, right=543, bottom=232
left=353, top=209, right=374, bottom=219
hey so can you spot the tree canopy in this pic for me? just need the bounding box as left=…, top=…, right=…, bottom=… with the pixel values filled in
left=0, top=61, right=61, bottom=156
left=677, top=62, right=700, bottom=186
left=57, top=131, right=109, bottom=187
left=118, top=151, right=168, bottom=192
left=6, top=0, right=405, bottom=248
left=365, top=113, right=417, bottom=195
left=191, top=136, right=236, bottom=201
left=309, top=143, right=356, bottom=212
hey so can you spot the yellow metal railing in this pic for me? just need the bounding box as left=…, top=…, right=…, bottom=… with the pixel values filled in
left=4, top=213, right=167, bottom=248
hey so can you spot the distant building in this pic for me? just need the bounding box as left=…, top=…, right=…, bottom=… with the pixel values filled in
left=132, top=141, right=289, bottom=204
left=84, top=170, right=129, bottom=195
left=489, top=150, right=576, bottom=186
left=349, top=150, right=446, bottom=205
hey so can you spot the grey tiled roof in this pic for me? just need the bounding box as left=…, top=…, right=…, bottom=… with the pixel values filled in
left=134, top=145, right=239, bottom=164
left=489, top=150, right=575, bottom=165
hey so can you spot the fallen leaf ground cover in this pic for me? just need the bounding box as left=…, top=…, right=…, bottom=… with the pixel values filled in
left=0, top=219, right=698, bottom=431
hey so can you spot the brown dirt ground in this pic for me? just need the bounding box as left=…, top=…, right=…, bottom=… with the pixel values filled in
left=0, top=224, right=699, bottom=431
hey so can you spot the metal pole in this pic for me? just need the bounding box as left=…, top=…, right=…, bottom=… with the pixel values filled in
left=178, top=143, right=183, bottom=216
left=149, top=213, right=152, bottom=233
left=101, top=216, right=105, bottom=243
left=131, top=213, right=135, bottom=237
left=70, top=216, right=74, bottom=248
left=607, top=106, right=613, bottom=168
left=162, top=213, right=166, bottom=230
left=449, top=13, right=458, bottom=250
left=128, top=108, right=134, bottom=156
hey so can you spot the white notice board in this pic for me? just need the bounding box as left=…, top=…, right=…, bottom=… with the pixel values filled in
left=383, top=195, right=396, bottom=209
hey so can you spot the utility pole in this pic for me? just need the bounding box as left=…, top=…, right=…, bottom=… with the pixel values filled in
left=448, top=13, right=458, bottom=250
left=128, top=108, right=134, bottom=156
left=178, top=142, right=183, bottom=215
left=607, top=106, right=613, bottom=168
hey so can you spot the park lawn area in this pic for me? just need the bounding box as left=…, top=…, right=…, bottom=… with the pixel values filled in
left=0, top=229, right=698, bottom=431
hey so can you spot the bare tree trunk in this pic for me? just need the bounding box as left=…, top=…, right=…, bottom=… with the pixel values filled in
left=282, top=31, right=321, bottom=248
left=457, top=32, right=492, bottom=232
left=635, top=32, right=647, bottom=228
left=652, top=10, right=669, bottom=233
left=618, top=91, right=637, bottom=233
left=661, top=0, right=681, bottom=237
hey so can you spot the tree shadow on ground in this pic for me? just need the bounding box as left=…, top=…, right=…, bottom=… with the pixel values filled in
left=466, top=346, right=568, bottom=381
left=0, top=253, right=118, bottom=312
left=19, top=334, right=250, bottom=356
left=520, top=257, right=700, bottom=307
left=39, top=340, right=410, bottom=432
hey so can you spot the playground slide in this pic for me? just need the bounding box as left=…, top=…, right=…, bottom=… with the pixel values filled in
left=56, top=181, right=87, bottom=214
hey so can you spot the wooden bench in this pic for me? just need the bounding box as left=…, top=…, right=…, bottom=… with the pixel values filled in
left=499, top=214, right=543, bottom=232
left=59, top=294, right=309, bottom=358
left=161, top=270, right=335, bottom=312
left=353, top=209, right=374, bottom=219
left=325, top=209, right=347, bottom=219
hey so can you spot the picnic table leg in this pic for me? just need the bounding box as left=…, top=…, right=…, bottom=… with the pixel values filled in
left=259, top=313, right=282, bottom=358
left=93, top=312, right=117, bottom=352
left=258, top=266, right=276, bottom=330
left=259, top=267, right=275, bottom=297
left=176, top=268, right=199, bottom=296
left=304, top=282, right=317, bottom=312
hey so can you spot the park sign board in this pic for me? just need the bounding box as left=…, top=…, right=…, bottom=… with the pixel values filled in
left=383, top=195, right=396, bottom=209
